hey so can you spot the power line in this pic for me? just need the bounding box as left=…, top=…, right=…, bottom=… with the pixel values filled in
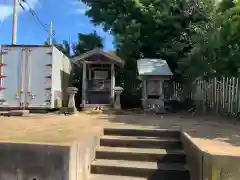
left=18, top=0, right=56, bottom=36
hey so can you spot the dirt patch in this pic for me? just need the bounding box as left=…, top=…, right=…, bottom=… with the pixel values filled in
left=0, top=114, right=106, bottom=145
left=1, top=112, right=240, bottom=155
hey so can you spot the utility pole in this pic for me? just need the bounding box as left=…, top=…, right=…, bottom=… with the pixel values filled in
left=12, top=0, right=18, bottom=45
left=49, top=22, right=53, bottom=45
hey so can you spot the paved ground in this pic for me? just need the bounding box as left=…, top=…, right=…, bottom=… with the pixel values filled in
left=0, top=112, right=240, bottom=155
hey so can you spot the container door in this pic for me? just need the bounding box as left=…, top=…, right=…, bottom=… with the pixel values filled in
left=0, top=47, right=23, bottom=107
left=27, top=47, right=52, bottom=108
left=24, top=48, right=32, bottom=107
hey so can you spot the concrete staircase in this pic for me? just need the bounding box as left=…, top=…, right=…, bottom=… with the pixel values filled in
left=89, top=127, right=190, bottom=180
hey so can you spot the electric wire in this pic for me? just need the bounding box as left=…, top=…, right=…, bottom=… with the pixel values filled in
left=18, top=0, right=56, bottom=36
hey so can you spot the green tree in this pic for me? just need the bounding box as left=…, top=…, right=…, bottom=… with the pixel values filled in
left=218, top=0, right=235, bottom=13
left=178, top=0, right=220, bottom=80
left=216, top=7, right=240, bottom=77
left=72, top=31, right=103, bottom=56
left=107, top=50, right=116, bottom=56
left=58, top=40, right=71, bottom=57
left=81, top=0, right=216, bottom=86
left=44, top=38, right=71, bottom=57
left=180, top=0, right=240, bottom=79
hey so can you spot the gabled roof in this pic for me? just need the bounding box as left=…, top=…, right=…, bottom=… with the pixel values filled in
left=72, top=48, right=124, bottom=66
left=137, top=58, right=173, bottom=76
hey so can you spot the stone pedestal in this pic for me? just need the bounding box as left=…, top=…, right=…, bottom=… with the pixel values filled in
left=8, top=110, right=30, bottom=116
left=67, top=87, right=78, bottom=114
left=113, top=86, right=123, bottom=110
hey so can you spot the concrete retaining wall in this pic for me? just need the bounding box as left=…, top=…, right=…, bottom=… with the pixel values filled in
left=0, top=133, right=101, bottom=180
left=0, top=143, right=70, bottom=180
left=210, top=155, right=240, bottom=180
left=181, top=132, right=205, bottom=180
left=69, top=135, right=101, bottom=180
left=181, top=132, right=240, bottom=180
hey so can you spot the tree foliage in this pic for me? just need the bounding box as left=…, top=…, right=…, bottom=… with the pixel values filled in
left=44, top=38, right=71, bottom=57
left=218, top=0, right=235, bottom=13
left=181, top=0, right=240, bottom=78
left=80, top=0, right=240, bottom=85
left=81, top=0, right=217, bottom=85
left=216, top=6, right=240, bottom=76
left=72, top=30, right=103, bottom=56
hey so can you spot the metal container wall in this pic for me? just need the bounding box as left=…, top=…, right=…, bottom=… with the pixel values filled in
left=51, top=46, right=72, bottom=108
left=0, top=45, right=72, bottom=109
left=27, top=47, right=53, bottom=108
left=0, top=47, right=20, bottom=107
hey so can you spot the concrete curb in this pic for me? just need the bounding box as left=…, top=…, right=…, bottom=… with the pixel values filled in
left=69, top=130, right=104, bottom=180
left=181, top=132, right=240, bottom=180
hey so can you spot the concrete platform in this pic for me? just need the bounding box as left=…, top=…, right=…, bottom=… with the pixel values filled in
left=0, top=110, right=30, bottom=116
left=8, top=110, right=30, bottom=116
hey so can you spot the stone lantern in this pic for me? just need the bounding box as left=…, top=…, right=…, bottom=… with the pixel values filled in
left=67, top=87, right=78, bottom=114
left=113, top=86, right=124, bottom=110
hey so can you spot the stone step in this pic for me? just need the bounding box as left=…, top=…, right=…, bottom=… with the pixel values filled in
left=100, top=135, right=182, bottom=149
left=89, top=174, right=146, bottom=180
left=96, top=146, right=186, bottom=163
left=104, top=128, right=180, bottom=139
left=91, top=159, right=190, bottom=179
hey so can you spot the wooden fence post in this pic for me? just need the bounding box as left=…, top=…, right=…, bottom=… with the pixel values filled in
left=237, top=78, right=240, bottom=114
left=225, top=77, right=228, bottom=114
left=227, top=77, right=231, bottom=114
left=231, top=77, right=236, bottom=115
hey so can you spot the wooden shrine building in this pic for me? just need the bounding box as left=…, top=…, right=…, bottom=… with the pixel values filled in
left=72, top=48, right=124, bottom=108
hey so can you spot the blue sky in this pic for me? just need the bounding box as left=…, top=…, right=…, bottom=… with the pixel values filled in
left=0, top=0, right=114, bottom=50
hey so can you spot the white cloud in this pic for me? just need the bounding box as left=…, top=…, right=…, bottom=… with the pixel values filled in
left=95, top=26, right=104, bottom=34
left=0, top=0, right=40, bottom=21
left=94, top=25, right=111, bottom=35
left=72, top=0, right=90, bottom=15
left=0, top=4, right=12, bottom=21
left=21, top=0, right=40, bottom=10
left=75, top=8, right=86, bottom=14
left=72, top=0, right=84, bottom=6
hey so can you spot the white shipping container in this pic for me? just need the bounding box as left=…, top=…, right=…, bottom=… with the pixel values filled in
left=0, top=45, right=72, bottom=110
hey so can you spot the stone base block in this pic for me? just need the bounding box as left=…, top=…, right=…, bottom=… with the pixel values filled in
left=8, top=110, right=30, bottom=116
left=60, top=107, right=78, bottom=115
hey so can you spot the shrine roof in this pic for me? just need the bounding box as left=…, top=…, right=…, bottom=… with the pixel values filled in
left=137, top=58, right=173, bottom=76
left=72, top=48, right=124, bottom=67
